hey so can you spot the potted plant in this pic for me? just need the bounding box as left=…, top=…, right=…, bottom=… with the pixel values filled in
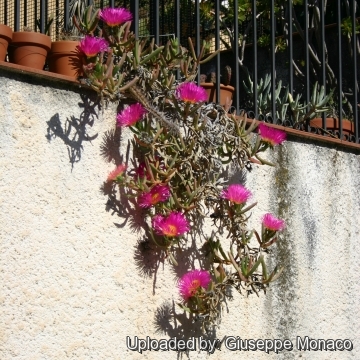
left=200, top=65, right=235, bottom=111
left=8, top=26, right=51, bottom=70
left=0, top=24, right=12, bottom=61
left=48, top=32, right=83, bottom=78
left=309, top=117, right=354, bottom=139
left=48, top=2, right=98, bottom=78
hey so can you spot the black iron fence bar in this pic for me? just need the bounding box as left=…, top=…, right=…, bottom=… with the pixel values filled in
left=233, top=0, right=239, bottom=115
left=109, top=0, right=114, bottom=7
left=304, top=0, right=310, bottom=109
left=40, top=0, right=45, bottom=33
left=130, top=0, right=139, bottom=38
left=195, top=0, right=200, bottom=83
left=215, top=0, right=220, bottom=103
left=337, top=0, right=343, bottom=139
left=288, top=0, right=293, bottom=97
left=14, top=0, right=20, bottom=31
left=270, top=0, right=276, bottom=123
left=64, top=0, right=69, bottom=30
left=175, top=0, right=180, bottom=80
left=24, top=0, right=27, bottom=28
left=251, top=0, right=257, bottom=119
left=4, top=0, right=8, bottom=25
left=352, top=0, right=359, bottom=142
left=153, top=0, right=159, bottom=45
left=320, top=0, right=326, bottom=130
left=303, top=0, right=310, bottom=132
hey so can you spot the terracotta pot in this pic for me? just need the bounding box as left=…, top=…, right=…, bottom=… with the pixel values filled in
left=200, top=83, right=235, bottom=111
left=310, top=117, right=354, bottom=140
left=8, top=32, right=51, bottom=70
left=48, top=40, right=83, bottom=78
left=0, top=24, right=12, bottom=61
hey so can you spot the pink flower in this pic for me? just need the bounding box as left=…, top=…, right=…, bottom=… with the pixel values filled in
left=78, top=36, right=108, bottom=57
left=175, top=82, right=208, bottom=103
left=100, top=7, right=133, bottom=27
left=178, top=270, right=211, bottom=300
left=258, top=123, right=286, bottom=146
left=262, top=213, right=285, bottom=231
left=107, top=164, right=127, bottom=182
left=133, top=158, right=164, bottom=180
left=116, top=103, right=147, bottom=127
left=138, top=185, right=171, bottom=208
left=134, top=162, right=148, bottom=179
left=221, top=184, right=252, bottom=205
left=152, top=212, right=190, bottom=237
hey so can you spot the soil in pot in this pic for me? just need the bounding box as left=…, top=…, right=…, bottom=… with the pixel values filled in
left=0, top=24, right=13, bottom=61
left=8, top=32, right=51, bottom=70
left=48, top=41, right=83, bottom=78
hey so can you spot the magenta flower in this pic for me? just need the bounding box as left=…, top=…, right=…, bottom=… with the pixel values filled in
left=138, top=185, right=171, bottom=208
left=221, top=184, right=252, bottom=205
left=152, top=212, right=190, bottom=237
left=258, top=123, right=286, bottom=146
left=100, top=7, right=133, bottom=27
left=178, top=270, right=211, bottom=300
left=116, top=103, right=147, bottom=127
left=262, top=213, right=285, bottom=231
left=175, top=82, right=208, bottom=103
left=134, top=162, right=148, bottom=179
left=78, top=36, right=108, bottom=57
left=133, top=158, right=164, bottom=180
left=107, top=164, right=127, bottom=182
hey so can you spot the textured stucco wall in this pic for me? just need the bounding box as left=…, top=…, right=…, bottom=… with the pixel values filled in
left=0, top=70, right=360, bottom=360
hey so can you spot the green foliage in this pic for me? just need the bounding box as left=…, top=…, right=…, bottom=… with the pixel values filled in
left=288, top=82, right=334, bottom=123
left=244, top=73, right=333, bottom=124
left=243, top=73, right=289, bottom=120
left=78, top=4, right=287, bottom=332
left=341, top=17, right=360, bottom=39
left=35, top=16, right=54, bottom=35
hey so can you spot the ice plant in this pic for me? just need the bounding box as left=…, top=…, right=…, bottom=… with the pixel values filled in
left=175, top=82, right=208, bottom=103
left=262, top=213, right=285, bottom=231
left=134, top=162, right=148, bottom=179
left=258, top=123, right=286, bottom=146
left=107, top=164, right=127, bottom=182
left=178, top=270, right=211, bottom=300
left=116, top=103, right=147, bottom=127
left=77, top=4, right=288, bottom=330
left=138, top=185, right=171, bottom=208
left=78, top=36, right=109, bottom=57
left=221, top=184, right=252, bottom=205
left=152, top=212, right=190, bottom=237
left=100, top=7, right=133, bottom=27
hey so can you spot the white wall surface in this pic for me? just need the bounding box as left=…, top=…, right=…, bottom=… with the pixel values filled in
left=1, top=71, right=359, bottom=359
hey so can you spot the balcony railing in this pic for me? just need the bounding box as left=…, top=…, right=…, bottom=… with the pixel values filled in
left=1, top=0, right=359, bottom=143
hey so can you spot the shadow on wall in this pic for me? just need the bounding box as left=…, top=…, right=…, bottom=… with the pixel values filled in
left=153, top=300, right=224, bottom=358
left=45, top=94, right=99, bottom=169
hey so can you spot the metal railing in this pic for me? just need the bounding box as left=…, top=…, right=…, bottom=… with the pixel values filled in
left=1, top=0, right=359, bottom=143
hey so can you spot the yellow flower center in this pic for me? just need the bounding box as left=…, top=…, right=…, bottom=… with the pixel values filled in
left=163, top=224, right=178, bottom=237
left=150, top=193, right=160, bottom=204
left=189, top=279, right=201, bottom=296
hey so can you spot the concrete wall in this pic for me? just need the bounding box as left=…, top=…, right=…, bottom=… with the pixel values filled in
left=1, top=70, right=359, bottom=359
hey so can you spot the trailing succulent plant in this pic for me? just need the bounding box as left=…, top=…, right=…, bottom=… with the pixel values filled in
left=78, top=6, right=287, bottom=331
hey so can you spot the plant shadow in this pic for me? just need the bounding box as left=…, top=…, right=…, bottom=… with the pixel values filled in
left=46, top=93, right=99, bottom=169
